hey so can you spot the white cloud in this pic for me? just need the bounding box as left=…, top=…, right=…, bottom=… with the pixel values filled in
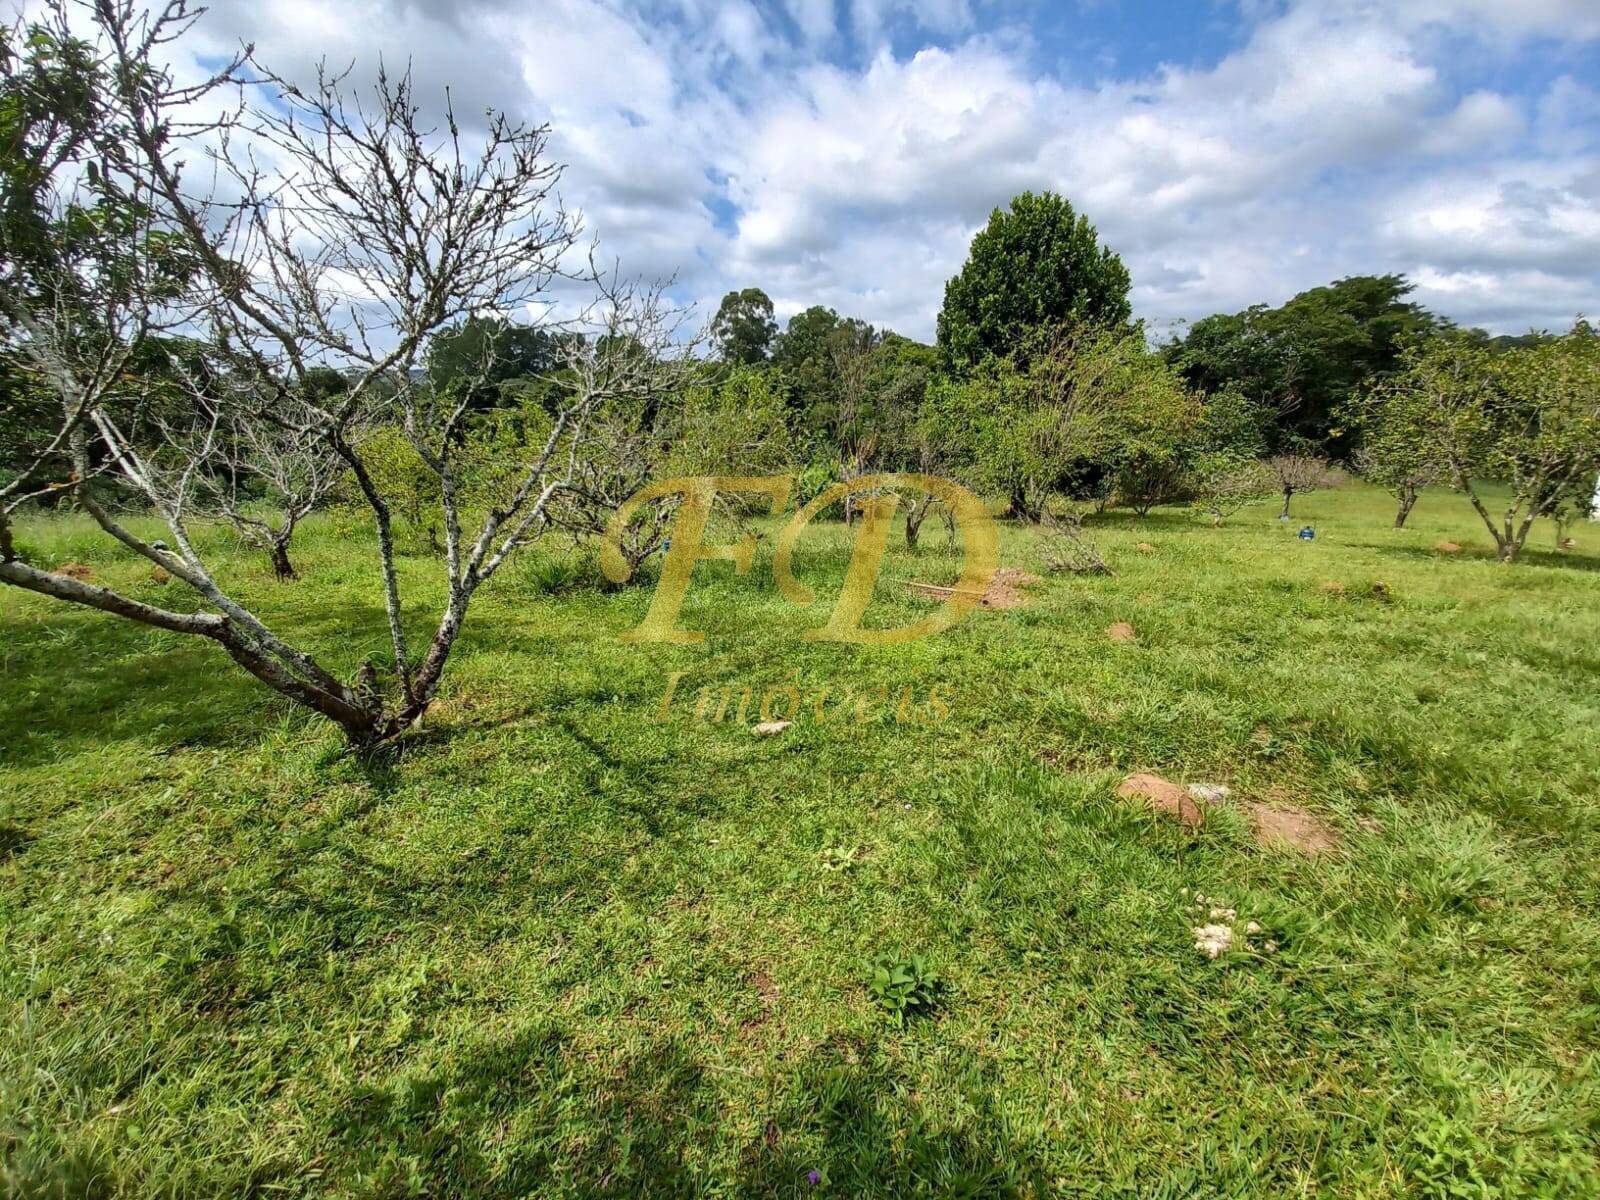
left=149, top=0, right=1600, bottom=338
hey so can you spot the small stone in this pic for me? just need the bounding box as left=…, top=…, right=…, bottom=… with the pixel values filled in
left=1208, top=906, right=1237, bottom=921
left=1192, top=924, right=1233, bottom=959
left=1264, top=940, right=1278, bottom=953
left=753, top=720, right=791, bottom=736
left=1245, top=920, right=1262, bottom=935
left=1187, top=783, right=1232, bottom=804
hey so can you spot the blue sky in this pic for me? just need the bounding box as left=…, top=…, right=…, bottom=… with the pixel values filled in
left=188, top=0, right=1600, bottom=341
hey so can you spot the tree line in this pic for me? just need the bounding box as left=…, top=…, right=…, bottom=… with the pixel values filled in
left=1, top=2, right=1597, bottom=750
left=703, top=191, right=1597, bottom=561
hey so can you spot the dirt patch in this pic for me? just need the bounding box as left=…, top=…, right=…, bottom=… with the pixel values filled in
left=1134, top=542, right=1157, bottom=553
left=905, top=566, right=1040, bottom=610
left=1435, top=541, right=1461, bottom=554
left=53, top=562, right=93, bottom=580
left=750, top=971, right=779, bottom=1005
left=151, top=567, right=171, bottom=585
left=1106, top=621, right=1137, bottom=642
left=1242, top=801, right=1338, bottom=854
left=1116, top=773, right=1203, bottom=829
left=1319, top=580, right=1345, bottom=595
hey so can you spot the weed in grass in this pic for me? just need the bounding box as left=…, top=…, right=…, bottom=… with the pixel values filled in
left=865, top=953, right=943, bottom=1025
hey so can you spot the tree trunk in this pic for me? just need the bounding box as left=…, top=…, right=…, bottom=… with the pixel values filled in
left=0, top=556, right=382, bottom=741
left=1393, top=487, right=1416, bottom=528
left=1280, top=489, right=1292, bottom=520
left=270, top=541, right=297, bottom=581
left=904, top=494, right=932, bottom=549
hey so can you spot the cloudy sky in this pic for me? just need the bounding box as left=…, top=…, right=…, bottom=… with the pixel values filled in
left=183, top=0, right=1600, bottom=342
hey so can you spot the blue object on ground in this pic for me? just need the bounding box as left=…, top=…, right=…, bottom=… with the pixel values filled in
left=1298, top=526, right=1315, bottom=540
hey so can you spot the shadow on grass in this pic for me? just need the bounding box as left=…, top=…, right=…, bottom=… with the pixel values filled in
left=311, top=1023, right=1042, bottom=1199
left=1356, top=542, right=1600, bottom=574
left=0, top=629, right=267, bottom=769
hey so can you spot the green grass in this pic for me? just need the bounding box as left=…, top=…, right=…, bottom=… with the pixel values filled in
left=2, top=483, right=1599, bottom=1198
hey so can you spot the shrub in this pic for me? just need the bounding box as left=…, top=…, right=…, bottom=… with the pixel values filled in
left=865, top=952, right=943, bottom=1025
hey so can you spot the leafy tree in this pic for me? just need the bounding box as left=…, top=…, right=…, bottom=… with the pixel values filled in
left=925, top=324, right=1141, bottom=522
left=1365, top=324, right=1600, bottom=562
left=1167, top=274, right=1443, bottom=453
left=427, top=316, right=567, bottom=410
left=1344, top=383, right=1447, bottom=528
left=770, top=305, right=874, bottom=435
left=1097, top=351, right=1203, bottom=516
left=1189, top=453, right=1275, bottom=527
left=772, top=304, right=843, bottom=372
left=710, top=287, right=777, bottom=365
left=937, top=191, right=1131, bottom=373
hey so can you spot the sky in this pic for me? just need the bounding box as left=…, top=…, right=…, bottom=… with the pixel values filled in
left=177, top=0, right=1600, bottom=343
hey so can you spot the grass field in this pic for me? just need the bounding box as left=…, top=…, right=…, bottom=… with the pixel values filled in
left=2, top=483, right=1599, bottom=1198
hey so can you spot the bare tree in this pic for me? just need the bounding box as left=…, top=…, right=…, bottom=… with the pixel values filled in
left=541, top=304, right=705, bottom=576
left=208, top=405, right=345, bottom=581
left=0, top=1, right=676, bottom=745
left=1267, top=453, right=1337, bottom=519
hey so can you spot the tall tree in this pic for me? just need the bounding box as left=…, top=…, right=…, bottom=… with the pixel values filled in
left=427, top=316, right=567, bottom=410
left=710, top=287, right=777, bottom=365
left=1167, top=274, right=1442, bottom=453
left=936, top=191, right=1131, bottom=373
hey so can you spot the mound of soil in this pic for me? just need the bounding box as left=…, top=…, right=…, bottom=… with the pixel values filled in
left=1435, top=541, right=1461, bottom=554
left=53, top=562, right=93, bottom=580
left=905, top=567, right=1040, bottom=610
left=1106, top=621, right=1137, bottom=642
left=1116, top=772, right=1203, bottom=829
left=1241, top=801, right=1338, bottom=854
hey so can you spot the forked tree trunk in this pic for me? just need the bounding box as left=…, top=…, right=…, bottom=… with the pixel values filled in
left=1393, top=486, right=1417, bottom=528
left=1280, top=489, right=1293, bottom=519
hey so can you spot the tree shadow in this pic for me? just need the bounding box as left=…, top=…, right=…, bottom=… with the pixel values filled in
left=0, top=625, right=275, bottom=769
left=1355, top=542, right=1600, bottom=574
left=734, top=1036, right=1045, bottom=1199
left=315, top=1024, right=722, bottom=1197
left=287, top=1022, right=1047, bottom=1198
